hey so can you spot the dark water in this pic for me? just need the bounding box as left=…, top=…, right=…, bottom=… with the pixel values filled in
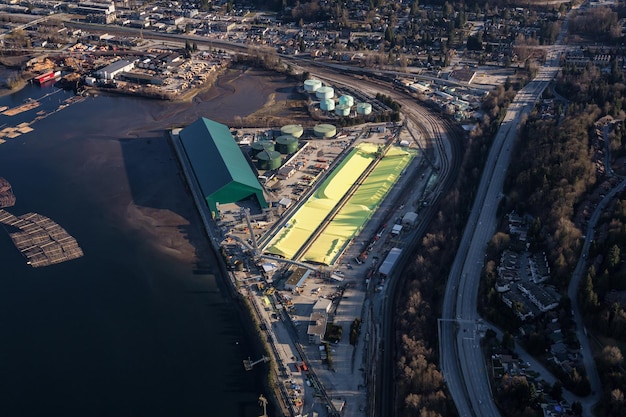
left=0, top=69, right=295, bottom=416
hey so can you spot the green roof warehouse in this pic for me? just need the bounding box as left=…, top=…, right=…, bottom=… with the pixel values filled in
left=178, top=117, right=267, bottom=217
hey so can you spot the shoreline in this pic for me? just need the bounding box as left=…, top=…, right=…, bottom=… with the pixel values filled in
left=1, top=64, right=301, bottom=416
left=0, top=79, right=27, bottom=98
left=168, top=131, right=290, bottom=416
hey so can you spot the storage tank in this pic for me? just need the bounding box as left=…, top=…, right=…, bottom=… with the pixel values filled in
left=303, top=78, right=322, bottom=92
left=338, top=95, right=354, bottom=107
left=251, top=140, right=275, bottom=156
left=315, top=86, right=334, bottom=100
left=335, top=104, right=350, bottom=117
left=275, top=135, right=299, bottom=154
left=313, top=124, right=337, bottom=138
left=281, top=124, right=304, bottom=139
left=256, top=150, right=282, bottom=170
left=320, top=98, right=335, bottom=111
left=356, top=102, right=372, bottom=116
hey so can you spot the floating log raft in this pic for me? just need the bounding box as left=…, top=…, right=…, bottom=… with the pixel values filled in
left=2, top=99, right=40, bottom=116
left=0, top=177, right=16, bottom=208
left=0, top=209, right=83, bottom=267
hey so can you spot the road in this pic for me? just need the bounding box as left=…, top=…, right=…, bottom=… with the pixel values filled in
left=37, top=15, right=589, bottom=416
left=439, top=29, right=564, bottom=417
left=568, top=175, right=626, bottom=415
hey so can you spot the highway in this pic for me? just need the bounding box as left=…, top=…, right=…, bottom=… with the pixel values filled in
left=439, top=32, right=564, bottom=417
left=36, top=15, right=586, bottom=416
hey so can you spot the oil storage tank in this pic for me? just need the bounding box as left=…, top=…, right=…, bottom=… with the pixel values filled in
left=303, top=79, right=322, bottom=93
left=315, top=86, right=334, bottom=100
left=335, top=104, right=351, bottom=117
left=256, top=150, right=282, bottom=170
left=356, top=102, right=372, bottom=116
left=320, top=98, right=335, bottom=111
left=313, top=124, right=337, bottom=138
left=281, top=124, right=304, bottom=139
left=338, top=95, right=354, bottom=107
left=251, top=140, right=275, bottom=156
left=276, top=135, right=299, bottom=154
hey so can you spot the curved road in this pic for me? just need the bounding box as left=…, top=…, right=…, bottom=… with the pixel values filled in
left=568, top=176, right=626, bottom=415
left=439, top=35, right=564, bottom=417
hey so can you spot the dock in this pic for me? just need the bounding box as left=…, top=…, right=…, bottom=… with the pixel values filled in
left=243, top=355, right=270, bottom=371
left=0, top=209, right=83, bottom=267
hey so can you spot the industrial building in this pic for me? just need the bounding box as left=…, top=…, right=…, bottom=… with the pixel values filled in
left=178, top=118, right=267, bottom=217
left=95, top=59, right=134, bottom=80
left=285, top=267, right=311, bottom=291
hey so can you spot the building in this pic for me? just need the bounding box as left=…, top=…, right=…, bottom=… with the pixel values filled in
left=178, top=118, right=267, bottom=217
left=517, top=281, right=559, bottom=312
left=72, top=1, right=116, bottom=23
left=312, top=298, right=332, bottom=314
left=307, top=312, right=327, bottom=344
left=284, top=267, right=311, bottom=292
left=95, top=59, right=135, bottom=80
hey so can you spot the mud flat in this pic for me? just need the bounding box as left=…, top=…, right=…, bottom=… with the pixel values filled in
left=0, top=177, right=16, bottom=208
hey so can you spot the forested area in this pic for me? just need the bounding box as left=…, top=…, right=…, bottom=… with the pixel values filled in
left=504, top=108, right=596, bottom=285
left=500, top=56, right=626, bottom=415
left=580, top=194, right=626, bottom=416
left=395, top=33, right=626, bottom=417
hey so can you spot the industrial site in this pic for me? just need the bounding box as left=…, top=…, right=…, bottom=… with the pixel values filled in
left=169, top=77, right=437, bottom=417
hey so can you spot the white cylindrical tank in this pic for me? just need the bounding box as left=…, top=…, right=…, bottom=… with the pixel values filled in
left=338, top=95, right=354, bottom=107
left=315, top=86, right=334, bottom=100
left=335, top=104, right=350, bottom=117
left=303, top=79, right=322, bottom=92
left=320, top=98, right=335, bottom=111
left=356, top=102, right=372, bottom=115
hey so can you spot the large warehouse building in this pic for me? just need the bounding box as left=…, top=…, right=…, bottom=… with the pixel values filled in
left=178, top=118, right=267, bottom=217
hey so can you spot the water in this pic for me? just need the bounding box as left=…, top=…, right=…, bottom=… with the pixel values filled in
left=0, top=69, right=296, bottom=416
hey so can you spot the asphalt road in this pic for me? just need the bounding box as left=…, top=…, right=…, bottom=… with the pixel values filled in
left=439, top=39, right=563, bottom=417
left=567, top=177, right=626, bottom=415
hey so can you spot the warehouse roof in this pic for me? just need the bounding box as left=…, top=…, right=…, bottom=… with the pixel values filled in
left=179, top=118, right=267, bottom=216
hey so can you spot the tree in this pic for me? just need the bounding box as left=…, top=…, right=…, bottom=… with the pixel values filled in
left=608, top=244, right=620, bottom=269
left=550, top=381, right=563, bottom=401
left=502, top=331, right=515, bottom=350
left=466, top=34, right=483, bottom=51
left=599, top=345, right=624, bottom=370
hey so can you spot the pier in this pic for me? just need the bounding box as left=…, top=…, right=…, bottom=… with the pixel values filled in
left=243, top=355, right=270, bottom=371
left=0, top=209, right=84, bottom=267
